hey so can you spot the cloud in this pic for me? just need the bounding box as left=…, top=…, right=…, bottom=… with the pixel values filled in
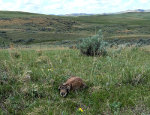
left=139, top=0, right=149, bottom=3
left=0, top=0, right=150, bottom=14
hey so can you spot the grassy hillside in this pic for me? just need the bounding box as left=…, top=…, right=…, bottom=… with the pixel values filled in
left=72, top=12, right=150, bottom=25
left=0, top=46, right=150, bottom=114
left=0, top=11, right=44, bottom=18
left=0, top=11, right=150, bottom=47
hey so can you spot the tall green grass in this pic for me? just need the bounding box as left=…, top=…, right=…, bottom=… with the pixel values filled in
left=0, top=47, right=150, bottom=114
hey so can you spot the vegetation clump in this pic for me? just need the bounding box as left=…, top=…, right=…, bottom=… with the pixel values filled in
left=10, top=51, right=21, bottom=59
left=78, top=30, right=108, bottom=56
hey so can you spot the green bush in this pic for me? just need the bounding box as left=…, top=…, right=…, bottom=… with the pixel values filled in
left=78, top=30, right=108, bottom=56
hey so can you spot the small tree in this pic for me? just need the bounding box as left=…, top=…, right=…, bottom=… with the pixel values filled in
left=78, top=30, right=108, bottom=56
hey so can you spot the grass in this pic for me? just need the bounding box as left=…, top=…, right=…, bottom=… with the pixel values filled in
left=72, top=12, right=150, bottom=25
left=1, top=11, right=150, bottom=46
left=0, top=46, right=150, bottom=114
left=0, top=11, right=45, bottom=18
left=0, top=11, right=150, bottom=114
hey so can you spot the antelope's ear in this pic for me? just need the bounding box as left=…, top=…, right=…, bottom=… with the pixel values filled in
left=67, top=85, right=71, bottom=91
left=58, top=85, right=61, bottom=90
left=63, top=83, right=66, bottom=85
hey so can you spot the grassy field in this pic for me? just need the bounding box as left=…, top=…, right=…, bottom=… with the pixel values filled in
left=0, top=11, right=150, bottom=47
left=0, top=46, right=150, bottom=114
left=1, top=11, right=150, bottom=114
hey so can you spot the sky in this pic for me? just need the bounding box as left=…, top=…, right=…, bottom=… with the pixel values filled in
left=0, top=0, right=150, bottom=15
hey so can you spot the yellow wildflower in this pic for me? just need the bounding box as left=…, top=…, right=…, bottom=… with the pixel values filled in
left=78, top=108, right=83, bottom=112
left=48, top=68, right=54, bottom=71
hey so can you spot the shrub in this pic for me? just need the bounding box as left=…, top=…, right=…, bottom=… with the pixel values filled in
left=25, top=38, right=35, bottom=44
left=13, top=39, right=25, bottom=43
left=78, top=30, right=108, bottom=56
left=10, top=51, right=21, bottom=59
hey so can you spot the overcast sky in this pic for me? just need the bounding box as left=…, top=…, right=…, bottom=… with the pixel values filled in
left=0, top=0, right=150, bottom=14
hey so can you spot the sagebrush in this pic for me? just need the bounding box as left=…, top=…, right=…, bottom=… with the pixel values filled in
left=78, top=30, right=108, bottom=56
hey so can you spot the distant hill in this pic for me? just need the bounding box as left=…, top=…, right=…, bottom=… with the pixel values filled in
left=119, top=9, right=150, bottom=14
left=0, top=11, right=150, bottom=46
left=62, top=9, right=150, bottom=16
left=0, top=11, right=45, bottom=18
left=64, top=13, right=96, bottom=16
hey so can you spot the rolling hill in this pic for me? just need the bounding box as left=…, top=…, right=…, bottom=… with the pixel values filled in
left=0, top=11, right=150, bottom=46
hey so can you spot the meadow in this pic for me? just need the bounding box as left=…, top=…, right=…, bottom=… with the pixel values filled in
left=0, top=45, right=150, bottom=114
left=1, top=11, right=150, bottom=47
left=1, top=11, right=150, bottom=115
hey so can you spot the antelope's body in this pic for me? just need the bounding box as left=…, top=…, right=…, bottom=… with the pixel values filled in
left=58, top=76, right=86, bottom=97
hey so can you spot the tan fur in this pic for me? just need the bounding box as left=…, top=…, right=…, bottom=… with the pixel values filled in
left=59, top=76, right=86, bottom=97
left=63, top=76, right=86, bottom=90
